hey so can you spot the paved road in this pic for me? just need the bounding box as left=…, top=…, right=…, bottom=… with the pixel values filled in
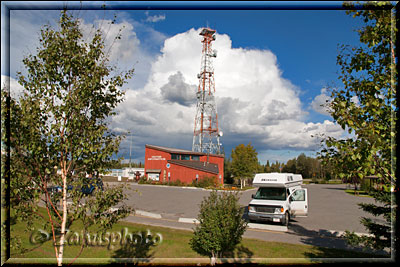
left=119, top=183, right=212, bottom=219
left=105, top=182, right=390, bottom=254
left=284, top=184, right=386, bottom=234
left=112, top=182, right=383, bottom=234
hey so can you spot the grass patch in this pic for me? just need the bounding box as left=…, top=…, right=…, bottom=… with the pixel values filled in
left=344, top=189, right=373, bottom=197
left=303, top=179, right=343, bottom=184
left=8, top=207, right=386, bottom=265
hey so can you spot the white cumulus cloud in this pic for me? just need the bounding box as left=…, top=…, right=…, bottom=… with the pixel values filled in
left=111, top=28, right=346, bottom=153
left=5, top=10, right=347, bottom=160
left=311, top=88, right=332, bottom=116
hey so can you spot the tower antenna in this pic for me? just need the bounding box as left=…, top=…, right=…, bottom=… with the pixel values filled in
left=192, top=27, right=222, bottom=155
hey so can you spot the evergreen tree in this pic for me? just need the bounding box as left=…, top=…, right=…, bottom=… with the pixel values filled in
left=264, top=160, right=271, bottom=173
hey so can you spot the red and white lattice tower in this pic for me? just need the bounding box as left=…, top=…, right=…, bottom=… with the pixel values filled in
left=192, top=28, right=222, bottom=154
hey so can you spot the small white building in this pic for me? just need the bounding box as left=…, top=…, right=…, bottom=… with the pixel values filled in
left=101, top=168, right=145, bottom=179
left=122, top=167, right=145, bottom=178
left=104, top=169, right=123, bottom=177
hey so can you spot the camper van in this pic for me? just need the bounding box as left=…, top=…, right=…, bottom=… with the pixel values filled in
left=248, top=173, right=308, bottom=226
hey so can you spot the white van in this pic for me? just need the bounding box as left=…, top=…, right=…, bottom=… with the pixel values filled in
left=248, top=173, right=308, bottom=226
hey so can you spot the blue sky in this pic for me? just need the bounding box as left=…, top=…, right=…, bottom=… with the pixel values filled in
left=2, top=1, right=367, bottom=164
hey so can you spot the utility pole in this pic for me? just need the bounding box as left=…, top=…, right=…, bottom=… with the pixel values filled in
left=129, top=133, right=132, bottom=176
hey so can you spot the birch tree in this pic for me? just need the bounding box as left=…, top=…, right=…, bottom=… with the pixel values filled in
left=3, top=10, right=134, bottom=265
left=318, top=1, right=396, bottom=252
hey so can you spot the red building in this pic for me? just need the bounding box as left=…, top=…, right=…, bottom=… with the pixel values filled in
left=144, top=144, right=224, bottom=185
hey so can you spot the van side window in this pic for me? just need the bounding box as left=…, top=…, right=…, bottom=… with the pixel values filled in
left=291, top=190, right=305, bottom=201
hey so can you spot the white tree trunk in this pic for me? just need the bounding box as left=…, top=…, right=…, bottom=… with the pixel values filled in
left=210, top=251, right=216, bottom=266
left=57, top=166, right=68, bottom=266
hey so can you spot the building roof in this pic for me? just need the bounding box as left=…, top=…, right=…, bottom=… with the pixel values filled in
left=146, top=169, right=161, bottom=173
left=145, top=144, right=224, bottom=158
left=168, top=160, right=219, bottom=175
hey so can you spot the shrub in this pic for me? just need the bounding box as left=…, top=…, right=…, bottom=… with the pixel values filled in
left=168, top=179, right=184, bottom=186
left=190, top=190, right=247, bottom=265
left=193, top=176, right=218, bottom=188
left=174, top=179, right=184, bottom=186
left=138, top=177, right=148, bottom=184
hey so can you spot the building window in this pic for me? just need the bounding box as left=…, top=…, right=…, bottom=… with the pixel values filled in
left=191, top=155, right=200, bottom=161
left=181, top=154, right=190, bottom=160
left=171, top=154, right=180, bottom=160
left=148, top=173, right=159, bottom=181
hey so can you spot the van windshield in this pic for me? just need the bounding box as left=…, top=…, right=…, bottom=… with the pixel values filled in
left=254, top=187, right=286, bottom=200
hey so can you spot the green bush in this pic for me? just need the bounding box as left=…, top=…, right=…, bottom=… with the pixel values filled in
left=138, top=176, right=221, bottom=189
left=138, top=177, right=148, bottom=184
left=169, top=179, right=184, bottom=186
left=190, top=190, right=247, bottom=265
left=138, top=177, right=157, bottom=185
left=360, top=179, right=372, bottom=192
left=192, top=176, right=218, bottom=188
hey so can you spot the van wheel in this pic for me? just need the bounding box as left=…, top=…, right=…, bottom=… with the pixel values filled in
left=282, top=212, right=289, bottom=226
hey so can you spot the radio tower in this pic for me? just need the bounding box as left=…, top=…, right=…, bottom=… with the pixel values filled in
left=192, top=27, right=222, bottom=154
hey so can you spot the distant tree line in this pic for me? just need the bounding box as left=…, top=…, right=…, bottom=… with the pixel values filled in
left=224, top=145, right=336, bottom=185
left=109, top=158, right=144, bottom=169
left=280, top=153, right=335, bottom=180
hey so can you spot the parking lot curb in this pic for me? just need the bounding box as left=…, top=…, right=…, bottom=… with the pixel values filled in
left=135, top=210, right=162, bottom=219
left=178, top=218, right=200, bottom=224
left=105, top=181, right=257, bottom=192
left=248, top=223, right=288, bottom=232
